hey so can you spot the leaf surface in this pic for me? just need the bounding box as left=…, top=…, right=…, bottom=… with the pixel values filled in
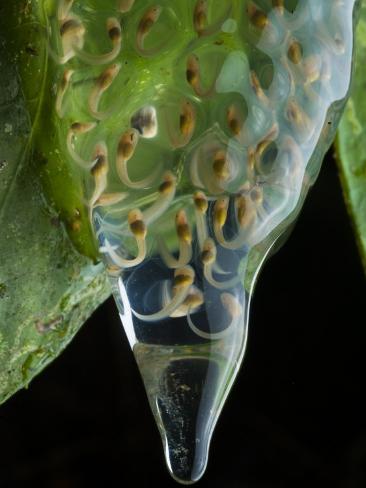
left=0, top=7, right=110, bottom=404
left=337, top=2, right=366, bottom=272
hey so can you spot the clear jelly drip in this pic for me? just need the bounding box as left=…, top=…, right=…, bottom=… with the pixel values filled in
left=110, top=245, right=250, bottom=484
left=48, top=0, right=358, bottom=483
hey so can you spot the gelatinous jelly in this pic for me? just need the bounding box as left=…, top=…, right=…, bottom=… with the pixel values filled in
left=47, top=0, right=358, bottom=483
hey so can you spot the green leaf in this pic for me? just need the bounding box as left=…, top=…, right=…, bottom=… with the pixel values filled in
left=336, top=2, right=366, bottom=272
left=0, top=6, right=110, bottom=405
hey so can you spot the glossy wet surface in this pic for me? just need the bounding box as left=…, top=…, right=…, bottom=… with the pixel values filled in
left=1, top=157, right=365, bottom=487
left=46, top=0, right=357, bottom=483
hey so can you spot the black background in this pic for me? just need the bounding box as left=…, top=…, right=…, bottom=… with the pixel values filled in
left=0, top=151, right=365, bottom=488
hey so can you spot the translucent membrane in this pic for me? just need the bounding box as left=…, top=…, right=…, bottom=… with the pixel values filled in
left=49, top=0, right=358, bottom=483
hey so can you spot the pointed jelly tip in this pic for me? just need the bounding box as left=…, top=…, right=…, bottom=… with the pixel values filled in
left=157, top=357, right=214, bottom=484
left=134, top=343, right=239, bottom=484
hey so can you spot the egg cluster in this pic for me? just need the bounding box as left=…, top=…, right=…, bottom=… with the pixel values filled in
left=49, top=0, right=356, bottom=338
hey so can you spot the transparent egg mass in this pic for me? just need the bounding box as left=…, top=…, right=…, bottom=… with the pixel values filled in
left=48, top=0, right=358, bottom=483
